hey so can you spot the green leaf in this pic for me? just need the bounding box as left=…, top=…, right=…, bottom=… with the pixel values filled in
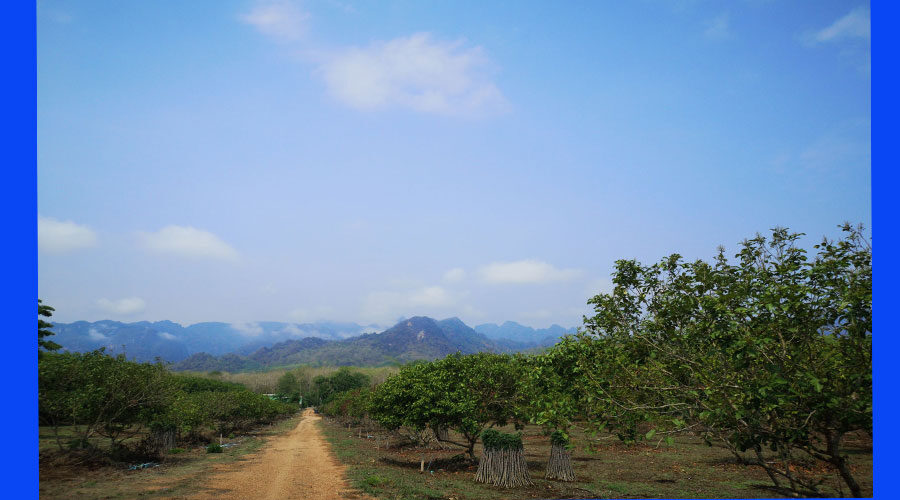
left=645, top=428, right=656, bottom=440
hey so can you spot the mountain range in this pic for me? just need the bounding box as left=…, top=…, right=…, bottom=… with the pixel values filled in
left=48, top=317, right=577, bottom=370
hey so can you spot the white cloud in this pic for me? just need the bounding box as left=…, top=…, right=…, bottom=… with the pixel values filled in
left=362, top=285, right=460, bottom=323
left=443, top=268, right=466, bottom=283
left=158, top=332, right=178, bottom=341
left=240, top=0, right=308, bottom=41
left=479, top=259, right=582, bottom=284
left=96, top=297, right=146, bottom=315
left=288, top=305, right=334, bottom=322
left=38, top=215, right=97, bottom=254
left=137, top=225, right=239, bottom=261
left=409, top=286, right=454, bottom=307
left=704, top=14, right=731, bottom=40
left=812, top=6, right=870, bottom=44
left=279, top=324, right=307, bottom=337
left=232, top=322, right=263, bottom=337
left=319, top=33, right=508, bottom=116
left=88, top=328, right=109, bottom=341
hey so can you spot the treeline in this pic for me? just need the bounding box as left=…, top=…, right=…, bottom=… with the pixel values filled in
left=317, top=225, right=872, bottom=497
left=38, top=350, right=296, bottom=462
left=274, top=366, right=372, bottom=408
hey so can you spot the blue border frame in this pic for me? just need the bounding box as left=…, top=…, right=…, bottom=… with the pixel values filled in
left=871, top=1, right=893, bottom=499
left=22, top=1, right=888, bottom=499
left=7, top=0, right=36, bottom=497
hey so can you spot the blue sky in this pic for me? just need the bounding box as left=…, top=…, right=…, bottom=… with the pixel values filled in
left=36, top=0, right=870, bottom=328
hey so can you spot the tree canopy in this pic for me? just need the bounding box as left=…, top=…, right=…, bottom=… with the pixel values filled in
left=570, top=224, right=871, bottom=496
left=368, top=352, right=528, bottom=459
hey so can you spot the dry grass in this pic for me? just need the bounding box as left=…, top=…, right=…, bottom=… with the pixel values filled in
left=179, top=365, right=400, bottom=394
left=320, top=418, right=873, bottom=499
left=38, top=413, right=304, bottom=499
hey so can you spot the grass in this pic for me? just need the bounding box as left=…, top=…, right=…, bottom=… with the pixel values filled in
left=38, top=412, right=305, bottom=499
left=320, top=418, right=873, bottom=499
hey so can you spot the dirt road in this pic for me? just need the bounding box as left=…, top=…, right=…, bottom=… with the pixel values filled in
left=189, top=409, right=369, bottom=500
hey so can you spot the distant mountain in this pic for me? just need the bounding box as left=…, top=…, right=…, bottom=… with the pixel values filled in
left=172, top=352, right=262, bottom=372
left=49, top=320, right=377, bottom=363
left=474, top=321, right=576, bottom=346
left=49, top=320, right=192, bottom=363
left=50, top=316, right=576, bottom=371
left=277, top=316, right=504, bottom=366
left=245, top=337, right=331, bottom=365
left=170, top=316, right=512, bottom=371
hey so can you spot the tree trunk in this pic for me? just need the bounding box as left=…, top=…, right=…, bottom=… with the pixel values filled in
left=475, top=433, right=533, bottom=489
left=475, top=446, right=533, bottom=488
left=433, top=425, right=449, bottom=442
left=826, top=430, right=862, bottom=498
left=753, top=448, right=781, bottom=490
left=149, top=427, right=177, bottom=453
left=545, top=441, right=575, bottom=481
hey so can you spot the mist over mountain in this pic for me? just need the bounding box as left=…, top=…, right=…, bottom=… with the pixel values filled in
left=474, top=321, right=576, bottom=345
left=49, top=316, right=576, bottom=370
left=49, top=320, right=380, bottom=363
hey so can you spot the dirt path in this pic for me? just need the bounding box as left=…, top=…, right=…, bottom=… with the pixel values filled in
left=189, top=409, right=370, bottom=500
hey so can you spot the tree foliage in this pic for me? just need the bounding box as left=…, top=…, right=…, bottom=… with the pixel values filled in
left=39, top=350, right=295, bottom=457
left=39, top=350, right=177, bottom=450
left=320, top=387, right=372, bottom=424
left=368, top=352, right=527, bottom=459
left=572, top=224, right=871, bottom=496
left=306, top=367, right=371, bottom=407
left=38, top=299, right=61, bottom=357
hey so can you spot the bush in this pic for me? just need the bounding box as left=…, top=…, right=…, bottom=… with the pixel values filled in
left=39, top=350, right=177, bottom=451
left=206, top=443, right=223, bottom=453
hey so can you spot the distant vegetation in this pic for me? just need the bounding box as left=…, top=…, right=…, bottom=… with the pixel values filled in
left=180, top=365, right=397, bottom=395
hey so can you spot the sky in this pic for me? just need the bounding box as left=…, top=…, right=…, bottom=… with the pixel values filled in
left=36, top=0, right=871, bottom=329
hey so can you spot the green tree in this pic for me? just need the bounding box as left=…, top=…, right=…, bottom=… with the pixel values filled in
left=276, top=371, right=301, bottom=401
left=525, top=338, right=583, bottom=481
left=368, top=353, right=527, bottom=460
left=38, top=351, right=177, bottom=451
left=38, top=299, right=61, bottom=357
left=574, top=224, right=871, bottom=497
left=312, top=367, right=371, bottom=406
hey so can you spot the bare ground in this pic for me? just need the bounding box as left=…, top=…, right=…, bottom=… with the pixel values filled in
left=188, top=409, right=371, bottom=500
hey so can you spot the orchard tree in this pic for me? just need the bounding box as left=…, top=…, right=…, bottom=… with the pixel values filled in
left=368, top=352, right=527, bottom=460
left=525, top=338, right=583, bottom=481
left=575, top=224, right=871, bottom=497
left=38, top=350, right=177, bottom=451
